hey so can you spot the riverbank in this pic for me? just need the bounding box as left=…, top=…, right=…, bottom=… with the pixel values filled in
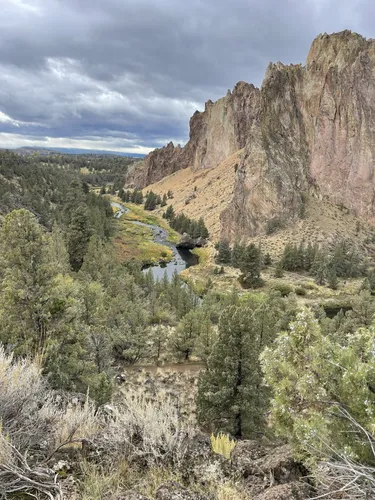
left=109, top=197, right=200, bottom=278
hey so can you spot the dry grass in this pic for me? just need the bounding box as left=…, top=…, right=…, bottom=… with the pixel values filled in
left=145, top=150, right=241, bottom=242
left=211, top=433, right=236, bottom=460
left=112, top=218, right=173, bottom=265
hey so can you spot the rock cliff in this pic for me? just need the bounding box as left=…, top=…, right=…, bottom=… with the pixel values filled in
left=134, top=82, right=261, bottom=187
left=133, top=30, right=375, bottom=242
left=222, top=30, right=375, bottom=240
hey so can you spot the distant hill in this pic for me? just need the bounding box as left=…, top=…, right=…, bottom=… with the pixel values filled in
left=3, top=146, right=146, bottom=158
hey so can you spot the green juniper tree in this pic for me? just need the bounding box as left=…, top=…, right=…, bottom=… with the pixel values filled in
left=239, top=244, right=263, bottom=288
left=197, top=302, right=275, bottom=438
left=215, top=240, right=232, bottom=265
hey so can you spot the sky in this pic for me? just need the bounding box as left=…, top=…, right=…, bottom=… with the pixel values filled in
left=0, top=0, right=373, bottom=155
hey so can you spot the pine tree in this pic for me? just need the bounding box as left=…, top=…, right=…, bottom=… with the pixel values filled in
left=264, top=253, right=272, bottom=266
left=197, top=303, right=273, bottom=438
left=240, top=244, right=263, bottom=288
left=326, top=266, right=338, bottom=290
left=311, top=250, right=327, bottom=285
left=197, top=217, right=209, bottom=239
left=0, top=209, right=55, bottom=354
left=274, top=260, right=284, bottom=278
left=169, top=309, right=207, bottom=360
left=164, top=205, right=175, bottom=220
left=67, top=205, right=92, bottom=272
left=215, top=240, right=232, bottom=264
left=161, top=194, right=168, bottom=207
left=231, top=241, right=245, bottom=269
left=144, top=191, right=157, bottom=211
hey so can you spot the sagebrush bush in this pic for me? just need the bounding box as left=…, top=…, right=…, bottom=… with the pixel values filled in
left=98, top=392, right=195, bottom=466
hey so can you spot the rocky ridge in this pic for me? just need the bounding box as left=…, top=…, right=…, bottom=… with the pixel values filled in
left=132, top=31, right=375, bottom=243
left=222, top=30, right=375, bottom=240
left=133, top=81, right=260, bottom=187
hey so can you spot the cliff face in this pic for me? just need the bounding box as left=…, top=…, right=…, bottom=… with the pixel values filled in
left=222, top=31, right=375, bottom=240
left=134, top=30, right=375, bottom=242
left=135, top=82, right=261, bottom=187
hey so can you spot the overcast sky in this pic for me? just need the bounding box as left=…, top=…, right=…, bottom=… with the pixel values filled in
left=0, top=0, right=373, bottom=155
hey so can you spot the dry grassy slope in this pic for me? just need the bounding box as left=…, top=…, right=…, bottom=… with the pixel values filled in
left=248, top=197, right=375, bottom=259
left=144, top=148, right=375, bottom=258
left=144, top=150, right=241, bottom=241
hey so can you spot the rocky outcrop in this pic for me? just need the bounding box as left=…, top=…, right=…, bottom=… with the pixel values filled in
left=222, top=30, right=375, bottom=240
left=230, top=440, right=311, bottom=498
left=134, top=82, right=261, bottom=187
left=135, top=30, right=375, bottom=243
left=176, top=233, right=207, bottom=249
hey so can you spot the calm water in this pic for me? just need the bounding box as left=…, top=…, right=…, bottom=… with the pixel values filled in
left=111, top=202, right=199, bottom=280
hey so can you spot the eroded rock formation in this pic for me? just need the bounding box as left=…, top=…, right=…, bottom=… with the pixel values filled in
left=134, top=30, right=375, bottom=242
left=134, top=82, right=261, bottom=187
left=222, top=30, right=375, bottom=240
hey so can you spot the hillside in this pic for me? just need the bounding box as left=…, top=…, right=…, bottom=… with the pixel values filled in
left=133, top=30, right=375, bottom=247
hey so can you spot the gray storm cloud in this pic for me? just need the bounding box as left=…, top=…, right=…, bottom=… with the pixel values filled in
left=0, top=0, right=373, bottom=153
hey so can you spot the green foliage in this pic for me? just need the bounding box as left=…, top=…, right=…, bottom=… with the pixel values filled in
left=215, top=240, right=232, bottom=265
left=261, top=307, right=375, bottom=463
left=170, top=309, right=213, bottom=361
left=163, top=205, right=175, bottom=221
left=274, top=260, right=284, bottom=278
left=231, top=241, right=245, bottom=269
left=144, top=191, right=159, bottom=211
left=197, top=297, right=285, bottom=438
left=67, top=205, right=92, bottom=271
left=239, top=244, right=264, bottom=288
left=270, top=282, right=294, bottom=297
left=169, top=211, right=209, bottom=239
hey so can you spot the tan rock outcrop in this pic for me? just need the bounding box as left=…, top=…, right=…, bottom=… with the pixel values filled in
left=222, top=30, right=375, bottom=240
left=134, top=82, right=261, bottom=187
left=133, top=30, right=375, bottom=243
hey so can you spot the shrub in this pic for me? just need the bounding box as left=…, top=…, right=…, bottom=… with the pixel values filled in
left=295, top=286, right=307, bottom=296
left=210, top=433, right=236, bottom=460
left=270, top=282, right=294, bottom=297
left=98, top=392, right=195, bottom=466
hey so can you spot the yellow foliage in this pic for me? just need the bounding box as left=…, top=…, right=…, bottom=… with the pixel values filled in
left=210, top=432, right=236, bottom=460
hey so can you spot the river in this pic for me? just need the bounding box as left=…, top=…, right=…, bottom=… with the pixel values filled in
left=111, top=201, right=199, bottom=280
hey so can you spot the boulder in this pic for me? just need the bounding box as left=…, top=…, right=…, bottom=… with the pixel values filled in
left=194, top=237, right=207, bottom=247
left=176, top=233, right=195, bottom=249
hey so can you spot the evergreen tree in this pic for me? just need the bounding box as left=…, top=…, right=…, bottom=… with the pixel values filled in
left=197, top=303, right=273, bottom=437
left=170, top=309, right=204, bottom=360
left=231, top=241, right=245, bottom=269
left=164, top=205, right=175, bottom=221
left=261, top=307, right=375, bottom=462
left=161, top=194, right=168, bottom=207
left=304, top=242, right=317, bottom=271
left=0, top=210, right=55, bottom=354
left=326, top=266, right=338, bottom=290
left=67, top=205, right=92, bottom=271
left=311, top=250, right=327, bottom=285
left=100, top=185, right=106, bottom=195
left=274, top=260, right=284, bottom=278
left=194, top=311, right=216, bottom=364
left=215, top=240, right=232, bottom=265
left=240, top=244, right=263, bottom=288
left=197, top=217, right=209, bottom=239
left=264, top=253, right=272, bottom=266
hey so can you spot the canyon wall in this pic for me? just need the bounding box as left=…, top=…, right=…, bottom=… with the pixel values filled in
left=133, top=31, right=375, bottom=242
